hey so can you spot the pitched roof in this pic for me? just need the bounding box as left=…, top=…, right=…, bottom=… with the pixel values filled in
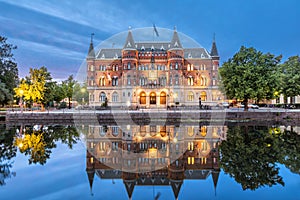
left=210, top=40, right=219, bottom=57
left=170, top=29, right=183, bottom=49
left=184, top=48, right=211, bottom=59
left=170, top=180, right=183, bottom=199
left=96, top=48, right=122, bottom=59
left=87, top=42, right=95, bottom=58
left=124, top=180, right=136, bottom=198
left=136, top=42, right=170, bottom=51
left=123, top=30, right=136, bottom=50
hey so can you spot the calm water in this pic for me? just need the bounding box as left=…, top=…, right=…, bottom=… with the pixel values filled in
left=0, top=123, right=299, bottom=200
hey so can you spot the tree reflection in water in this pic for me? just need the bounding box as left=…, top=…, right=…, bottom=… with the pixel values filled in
left=14, top=125, right=80, bottom=165
left=0, top=125, right=17, bottom=186
left=220, top=126, right=300, bottom=190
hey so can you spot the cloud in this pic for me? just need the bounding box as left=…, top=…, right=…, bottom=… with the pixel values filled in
left=2, top=0, right=148, bottom=33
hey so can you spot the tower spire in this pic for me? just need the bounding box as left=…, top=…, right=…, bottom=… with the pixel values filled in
left=210, top=34, right=219, bottom=58
left=123, top=28, right=136, bottom=49
left=170, top=27, right=182, bottom=49
left=87, top=33, right=95, bottom=58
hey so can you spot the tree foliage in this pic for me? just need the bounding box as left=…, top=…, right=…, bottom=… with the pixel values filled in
left=14, top=125, right=80, bottom=165
left=219, top=126, right=284, bottom=190
left=72, top=82, right=89, bottom=105
left=62, top=75, right=77, bottom=109
left=279, top=55, right=300, bottom=103
left=219, top=46, right=281, bottom=110
left=0, top=36, right=18, bottom=105
left=14, top=67, right=51, bottom=109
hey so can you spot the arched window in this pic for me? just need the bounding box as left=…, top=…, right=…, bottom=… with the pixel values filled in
left=160, top=126, right=166, bottom=137
left=188, top=77, right=194, bottom=86
left=188, top=127, right=194, bottom=137
left=112, top=92, right=118, bottom=102
left=200, top=126, right=207, bottom=137
left=112, top=126, right=119, bottom=136
left=140, top=92, right=146, bottom=104
left=188, top=91, right=194, bottom=101
left=99, top=77, right=105, bottom=86
left=175, top=75, right=179, bottom=85
left=127, top=62, right=131, bottom=70
left=200, top=76, right=207, bottom=86
left=112, top=77, right=118, bottom=86
left=200, top=91, right=207, bottom=101
left=127, top=75, right=131, bottom=85
left=150, top=92, right=156, bottom=104
left=160, top=92, right=166, bottom=105
left=175, top=62, right=178, bottom=70
left=99, top=92, right=106, bottom=102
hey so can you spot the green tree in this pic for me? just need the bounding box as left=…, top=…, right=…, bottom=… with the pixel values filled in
left=219, top=46, right=281, bottom=110
left=72, top=82, right=89, bottom=105
left=0, top=82, right=12, bottom=105
left=0, top=36, right=18, bottom=105
left=62, top=75, right=77, bottom=109
left=277, top=128, right=300, bottom=175
left=219, top=126, right=284, bottom=190
left=279, top=55, right=300, bottom=104
left=42, top=81, right=66, bottom=108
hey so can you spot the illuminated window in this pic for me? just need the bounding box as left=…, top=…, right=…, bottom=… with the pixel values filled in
left=188, top=91, right=194, bottom=101
left=188, top=142, right=194, bottom=151
left=200, top=126, right=207, bottom=137
left=99, top=77, right=105, bottom=86
left=200, top=92, right=207, bottom=101
left=188, top=157, right=194, bottom=165
left=188, top=127, right=194, bottom=136
left=188, top=77, right=194, bottom=86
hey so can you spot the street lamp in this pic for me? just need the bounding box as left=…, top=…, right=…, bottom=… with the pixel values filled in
left=19, top=89, right=24, bottom=113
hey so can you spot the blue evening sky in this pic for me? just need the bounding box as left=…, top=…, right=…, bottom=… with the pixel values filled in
left=0, top=0, right=299, bottom=80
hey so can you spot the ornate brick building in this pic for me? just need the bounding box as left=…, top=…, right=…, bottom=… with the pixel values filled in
left=86, top=123, right=225, bottom=199
left=86, top=27, right=222, bottom=108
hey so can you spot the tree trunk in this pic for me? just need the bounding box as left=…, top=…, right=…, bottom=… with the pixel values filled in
left=244, top=99, right=249, bottom=111
left=68, top=97, right=71, bottom=109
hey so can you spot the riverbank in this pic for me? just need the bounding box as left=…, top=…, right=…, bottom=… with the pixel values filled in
left=4, top=109, right=300, bottom=126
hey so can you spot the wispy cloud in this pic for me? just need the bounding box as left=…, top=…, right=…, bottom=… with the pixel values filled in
left=2, top=0, right=148, bottom=33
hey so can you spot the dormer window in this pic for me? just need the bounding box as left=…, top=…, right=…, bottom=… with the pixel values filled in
left=151, top=45, right=155, bottom=51
left=141, top=46, right=145, bottom=51
left=161, top=45, right=164, bottom=51
left=174, top=41, right=178, bottom=47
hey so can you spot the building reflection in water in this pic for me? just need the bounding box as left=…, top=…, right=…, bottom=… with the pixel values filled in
left=86, top=124, right=226, bottom=199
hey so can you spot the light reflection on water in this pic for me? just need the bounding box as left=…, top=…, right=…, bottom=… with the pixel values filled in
left=0, top=123, right=299, bottom=200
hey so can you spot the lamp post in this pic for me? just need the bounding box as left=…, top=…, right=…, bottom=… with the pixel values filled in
left=199, top=97, right=202, bottom=110
left=19, top=89, right=24, bottom=113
